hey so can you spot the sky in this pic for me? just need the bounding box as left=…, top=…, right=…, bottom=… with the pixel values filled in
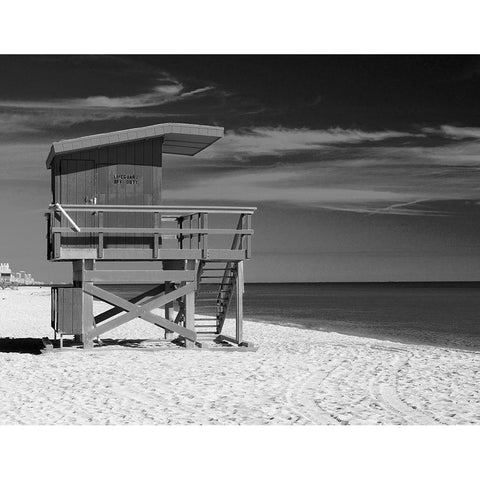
left=0, top=55, right=479, bottom=282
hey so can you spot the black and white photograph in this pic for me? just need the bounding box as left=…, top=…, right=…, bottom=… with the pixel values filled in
left=0, top=3, right=479, bottom=479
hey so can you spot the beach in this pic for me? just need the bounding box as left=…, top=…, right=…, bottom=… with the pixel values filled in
left=0, top=287, right=478, bottom=425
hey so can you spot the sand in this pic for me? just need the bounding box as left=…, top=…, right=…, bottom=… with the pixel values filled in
left=0, top=287, right=478, bottom=425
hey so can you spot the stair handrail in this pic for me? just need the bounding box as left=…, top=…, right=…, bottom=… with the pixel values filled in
left=215, top=214, right=245, bottom=331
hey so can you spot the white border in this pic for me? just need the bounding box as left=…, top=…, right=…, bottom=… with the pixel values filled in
left=0, top=425, right=479, bottom=479
left=1, top=1, right=479, bottom=53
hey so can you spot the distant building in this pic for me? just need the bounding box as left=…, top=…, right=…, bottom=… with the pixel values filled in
left=1, top=264, right=38, bottom=285
left=0, top=263, right=12, bottom=282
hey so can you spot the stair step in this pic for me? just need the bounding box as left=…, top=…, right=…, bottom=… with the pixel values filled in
left=199, top=284, right=227, bottom=288
left=196, top=335, right=219, bottom=341
left=199, top=291, right=231, bottom=295
left=202, top=268, right=230, bottom=271
left=202, top=275, right=234, bottom=279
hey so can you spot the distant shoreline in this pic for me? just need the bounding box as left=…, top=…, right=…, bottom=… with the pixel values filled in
left=23, top=281, right=480, bottom=288
left=246, top=281, right=480, bottom=287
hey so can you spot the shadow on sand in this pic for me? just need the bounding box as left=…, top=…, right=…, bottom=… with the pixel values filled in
left=0, top=337, right=183, bottom=354
left=0, top=338, right=46, bottom=355
left=92, top=338, right=185, bottom=350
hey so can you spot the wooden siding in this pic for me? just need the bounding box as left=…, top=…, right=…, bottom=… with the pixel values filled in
left=56, top=287, right=83, bottom=335
left=52, top=138, right=163, bottom=251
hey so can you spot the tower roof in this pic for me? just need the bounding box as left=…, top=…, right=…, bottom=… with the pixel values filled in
left=46, top=122, right=224, bottom=168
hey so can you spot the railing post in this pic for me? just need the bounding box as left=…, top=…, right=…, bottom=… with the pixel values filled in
left=178, top=217, right=184, bottom=249
left=240, top=214, right=245, bottom=251
left=197, top=213, right=201, bottom=249
left=153, top=211, right=160, bottom=258
left=188, top=215, right=192, bottom=249
left=245, top=214, right=252, bottom=259
left=98, top=211, right=104, bottom=259
left=200, top=212, right=208, bottom=259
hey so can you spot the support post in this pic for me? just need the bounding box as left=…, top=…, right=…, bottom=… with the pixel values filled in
left=236, top=261, right=244, bottom=344
left=164, top=281, right=174, bottom=340
left=184, top=289, right=195, bottom=349
left=81, top=260, right=95, bottom=349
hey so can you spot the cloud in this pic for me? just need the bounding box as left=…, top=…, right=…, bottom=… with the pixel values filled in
left=164, top=164, right=422, bottom=214
left=0, top=79, right=214, bottom=110
left=0, top=113, right=43, bottom=134
left=422, top=125, right=480, bottom=140
left=165, top=157, right=479, bottom=215
left=0, top=75, right=217, bottom=137
left=3, top=115, right=480, bottom=216
left=201, top=124, right=480, bottom=162
left=165, top=126, right=480, bottom=215
left=201, top=127, right=419, bottom=158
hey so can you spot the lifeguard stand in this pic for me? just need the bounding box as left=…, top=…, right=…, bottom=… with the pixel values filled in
left=0, top=263, right=12, bottom=285
left=46, top=123, right=255, bottom=349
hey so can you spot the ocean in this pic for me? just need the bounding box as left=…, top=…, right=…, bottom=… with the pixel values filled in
left=243, top=283, right=480, bottom=351
left=93, top=282, right=480, bottom=351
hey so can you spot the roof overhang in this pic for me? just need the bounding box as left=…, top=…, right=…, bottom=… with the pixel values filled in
left=46, top=122, right=224, bottom=169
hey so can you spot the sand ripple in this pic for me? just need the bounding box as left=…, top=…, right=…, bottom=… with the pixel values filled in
left=0, top=287, right=478, bottom=424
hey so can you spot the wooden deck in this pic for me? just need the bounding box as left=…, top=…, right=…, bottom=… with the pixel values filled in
left=47, top=204, right=255, bottom=261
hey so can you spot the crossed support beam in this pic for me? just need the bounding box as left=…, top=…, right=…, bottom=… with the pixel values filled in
left=63, top=259, right=250, bottom=350
left=74, top=261, right=198, bottom=349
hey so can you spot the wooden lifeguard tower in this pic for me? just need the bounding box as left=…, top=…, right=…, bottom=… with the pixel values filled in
left=46, top=123, right=255, bottom=349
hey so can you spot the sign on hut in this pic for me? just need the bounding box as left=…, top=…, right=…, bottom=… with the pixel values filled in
left=46, top=123, right=256, bottom=349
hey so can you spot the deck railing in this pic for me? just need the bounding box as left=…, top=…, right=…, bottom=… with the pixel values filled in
left=47, top=204, right=256, bottom=261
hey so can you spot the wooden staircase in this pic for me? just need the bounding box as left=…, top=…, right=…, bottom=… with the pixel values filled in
left=194, top=260, right=238, bottom=341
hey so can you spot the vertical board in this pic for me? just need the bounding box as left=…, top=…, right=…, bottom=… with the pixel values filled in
left=152, top=137, right=163, bottom=204
left=84, top=149, right=97, bottom=249
left=56, top=287, right=83, bottom=335
left=59, top=288, right=72, bottom=334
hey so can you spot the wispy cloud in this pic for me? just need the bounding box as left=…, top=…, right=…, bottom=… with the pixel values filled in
left=422, top=125, right=480, bottom=139
left=0, top=75, right=217, bottom=136
left=3, top=107, right=480, bottom=216
left=0, top=77, right=214, bottom=110
left=166, top=125, right=480, bottom=215
left=165, top=165, right=422, bottom=214
left=202, top=127, right=419, bottom=158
